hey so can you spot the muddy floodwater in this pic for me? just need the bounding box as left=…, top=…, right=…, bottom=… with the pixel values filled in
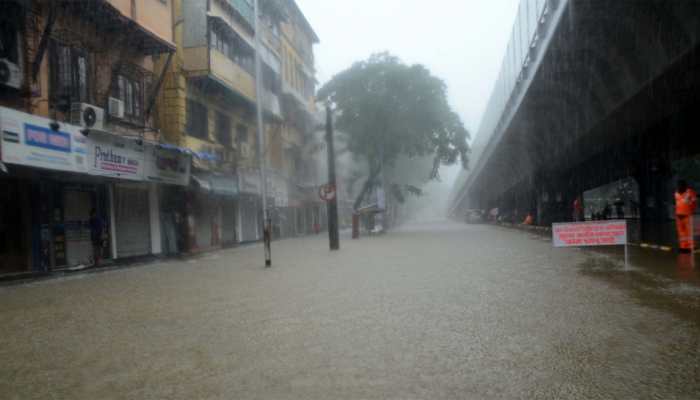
left=1, top=221, right=699, bottom=399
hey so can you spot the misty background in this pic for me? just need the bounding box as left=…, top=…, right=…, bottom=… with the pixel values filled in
left=298, top=0, right=520, bottom=219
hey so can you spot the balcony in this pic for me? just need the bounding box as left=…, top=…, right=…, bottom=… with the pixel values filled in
left=183, top=46, right=257, bottom=104
left=56, top=0, right=175, bottom=54
left=282, top=81, right=308, bottom=107
left=223, top=0, right=255, bottom=30
left=263, top=89, right=282, bottom=119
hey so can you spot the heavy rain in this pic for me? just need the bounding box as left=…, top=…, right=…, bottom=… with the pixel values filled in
left=2, top=0, right=700, bottom=399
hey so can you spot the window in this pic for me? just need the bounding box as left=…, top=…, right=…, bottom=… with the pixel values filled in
left=209, top=25, right=255, bottom=75
left=114, top=75, right=143, bottom=120
left=50, top=42, right=90, bottom=109
left=187, top=100, right=208, bottom=139
left=236, top=124, right=248, bottom=144
left=216, top=111, right=232, bottom=146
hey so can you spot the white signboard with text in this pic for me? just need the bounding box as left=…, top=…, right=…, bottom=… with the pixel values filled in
left=144, top=146, right=190, bottom=186
left=0, top=108, right=88, bottom=173
left=88, top=133, right=144, bottom=180
left=552, top=220, right=628, bottom=247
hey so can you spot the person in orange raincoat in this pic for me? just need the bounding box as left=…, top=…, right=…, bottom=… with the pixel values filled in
left=675, top=180, right=697, bottom=253
left=522, top=213, right=534, bottom=226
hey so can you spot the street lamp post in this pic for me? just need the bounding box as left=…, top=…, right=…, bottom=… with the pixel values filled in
left=326, top=104, right=340, bottom=250
left=253, top=0, right=271, bottom=267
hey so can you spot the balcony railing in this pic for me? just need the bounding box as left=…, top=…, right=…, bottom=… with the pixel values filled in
left=226, top=0, right=255, bottom=29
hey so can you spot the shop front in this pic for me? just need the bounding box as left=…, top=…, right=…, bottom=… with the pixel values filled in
left=0, top=106, right=189, bottom=274
left=0, top=175, right=31, bottom=275
left=88, top=131, right=156, bottom=259
left=210, top=174, right=239, bottom=247
left=144, top=145, right=191, bottom=255
left=188, top=172, right=238, bottom=251
left=238, top=170, right=262, bottom=243
left=0, top=107, right=110, bottom=272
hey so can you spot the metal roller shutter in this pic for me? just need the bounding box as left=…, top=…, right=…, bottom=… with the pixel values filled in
left=240, top=196, right=258, bottom=242
left=222, top=200, right=236, bottom=246
left=115, top=185, right=151, bottom=258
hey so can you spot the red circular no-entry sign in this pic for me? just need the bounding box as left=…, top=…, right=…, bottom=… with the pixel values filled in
left=319, top=183, right=336, bottom=202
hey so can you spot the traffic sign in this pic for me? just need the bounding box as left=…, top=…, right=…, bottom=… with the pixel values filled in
left=319, top=183, right=336, bottom=201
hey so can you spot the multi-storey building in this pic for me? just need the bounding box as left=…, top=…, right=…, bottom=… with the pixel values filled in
left=0, top=0, right=320, bottom=276
left=158, top=0, right=319, bottom=249
left=275, top=0, right=321, bottom=237
left=0, top=0, right=187, bottom=276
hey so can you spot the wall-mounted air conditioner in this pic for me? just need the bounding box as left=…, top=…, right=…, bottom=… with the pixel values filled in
left=108, top=97, right=125, bottom=119
left=0, top=58, right=22, bottom=90
left=70, top=102, right=105, bottom=130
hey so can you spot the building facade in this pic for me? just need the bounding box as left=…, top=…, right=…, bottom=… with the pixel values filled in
left=0, top=0, right=187, bottom=277
left=158, top=0, right=320, bottom=251
left=0, top=0, right=320, bottom=276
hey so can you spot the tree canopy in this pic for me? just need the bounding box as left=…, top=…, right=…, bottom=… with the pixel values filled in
left=317, top=53, right=470, bottom=208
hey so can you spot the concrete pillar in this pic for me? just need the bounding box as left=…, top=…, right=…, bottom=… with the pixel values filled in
left=149, top=183, right=162, bottom=255
left=108, top=184, right=118, bottom=260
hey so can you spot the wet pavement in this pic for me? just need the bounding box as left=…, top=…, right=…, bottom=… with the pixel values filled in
left=1, top=220, right=699, bottom=399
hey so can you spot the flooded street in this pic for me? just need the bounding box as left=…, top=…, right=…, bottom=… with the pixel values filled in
left=2, top=221, right=700, bottom=399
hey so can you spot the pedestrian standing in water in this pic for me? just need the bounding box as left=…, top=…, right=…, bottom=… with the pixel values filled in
left=675, top=180, right=697, bottom=254
left=89, top=208, right=104, bottom=267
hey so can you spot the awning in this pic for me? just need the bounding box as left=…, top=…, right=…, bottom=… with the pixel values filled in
left=156, top=142, right=196, bottom=155
left=192, top=174, right=212, bottom=192
left=192, top=173, right=239, bottom=197
left=209, top=174, right=239, bottom=197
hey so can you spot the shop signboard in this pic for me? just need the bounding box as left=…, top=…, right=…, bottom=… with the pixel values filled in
left=239, top=169, right=261, bottom=195
left=144, top=145, right=191, bottom=186
left=88, top=132, right=144, bottom=180
left=0, top=107, right=88, bottom=173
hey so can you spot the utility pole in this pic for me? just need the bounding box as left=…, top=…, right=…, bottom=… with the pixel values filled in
left=253, top=0, right=271, bottom=267
left=326, top=104, right=340, bottom=250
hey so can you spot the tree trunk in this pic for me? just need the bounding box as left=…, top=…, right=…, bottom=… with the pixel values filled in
left=353, top=167, right=381, bottom=211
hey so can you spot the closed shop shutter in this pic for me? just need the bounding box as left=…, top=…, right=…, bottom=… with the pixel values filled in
left=115, top=185, right=151, bottom=258
left=222, top=200, right=236, bottom=246
left=240, top=196, right=258, bottom=242
left=63, top=189, right=93, bottom=267
left=193, top=194, right=213, bottom=249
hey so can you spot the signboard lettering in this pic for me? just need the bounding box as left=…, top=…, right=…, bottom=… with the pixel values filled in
left=144, top=145, right=190, bottom=186
left=88, top=135, right=144, bottom=180
left=1, top=108, right=87, bottom=173
left=25, top=124, right=72, bottom=153
left=552, top=220, right=627, bottom=247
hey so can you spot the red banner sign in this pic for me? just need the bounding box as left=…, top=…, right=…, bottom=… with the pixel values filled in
left=552, top=220, right=628, bottom=247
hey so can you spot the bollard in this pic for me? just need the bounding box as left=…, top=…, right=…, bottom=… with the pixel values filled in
left=352, top=213, right=360, bottom=239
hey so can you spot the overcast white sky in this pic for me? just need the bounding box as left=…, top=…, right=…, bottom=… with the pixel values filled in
left=296, top=0, right=520, bottom=182
left=297, top=0, right=519, bottom=137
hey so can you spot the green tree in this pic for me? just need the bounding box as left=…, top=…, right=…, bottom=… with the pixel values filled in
left=318, top=53, right=470, bottom=209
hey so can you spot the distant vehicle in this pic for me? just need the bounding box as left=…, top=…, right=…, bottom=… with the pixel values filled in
left=465, top=209, right=484, bottom=224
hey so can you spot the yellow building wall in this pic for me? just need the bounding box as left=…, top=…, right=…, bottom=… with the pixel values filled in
left=106, top=0, right=174, bottom=45
left=182, top=47, right=209, bottom=75
left=210, top=50, right=257, bottom=102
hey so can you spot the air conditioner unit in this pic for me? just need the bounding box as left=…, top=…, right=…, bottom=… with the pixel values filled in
left=0, top=58, right=22, bottom=90
left=108, top=97, right=125, bottom=119
left=70, top=102, right=105, bottom=130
